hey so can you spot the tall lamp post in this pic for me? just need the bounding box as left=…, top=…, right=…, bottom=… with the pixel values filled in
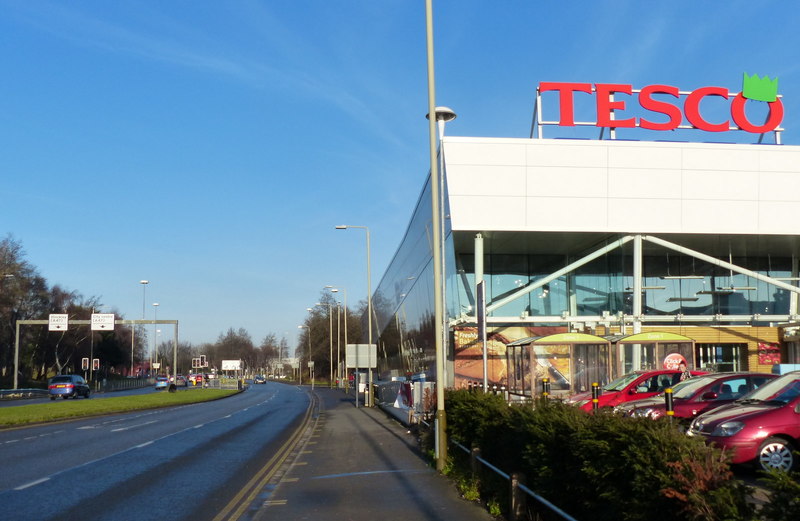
left=335, top=225, right=372, bottom=406
left=297, top=324, right=310, bottom=385
left=308, top=302, right=333, bottom=387
left=133, top=280, right=148, bottom=377
left=318, top=300, right=334, bottom=388
left=424, top=0, right=456, bottom=472
left=152, top=302, right=159, bottom=374
left=325, top=286, right=347, bottom=386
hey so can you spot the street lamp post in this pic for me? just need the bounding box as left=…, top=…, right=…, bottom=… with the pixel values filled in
left=424, top=0, right=457, bottom=472
left=326, top=286, right=347, bottom=386
left=316, top=300, right=334, bottom=388
left=152, top=302, right=159, bottom=375
left=335, top=225, right=372, bottom=406
left=308, top=301, right=333, bottom=387
left=297, top=324, right=310, bottom=385
left=132, top=280, right=148, bottom=377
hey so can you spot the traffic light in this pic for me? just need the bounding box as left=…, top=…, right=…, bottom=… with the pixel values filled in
left=92, top=358, right=100, bottom=371
left=200, top=355, right=207, bottom=368
left=81, top=358, right=89, bottom=371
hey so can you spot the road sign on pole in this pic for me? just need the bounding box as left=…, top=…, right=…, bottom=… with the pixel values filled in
left=345, top=344, right=377, bottom=368
left=48, top=314, right=69, bottom=331
left=91, top=313, right=115, bottom=331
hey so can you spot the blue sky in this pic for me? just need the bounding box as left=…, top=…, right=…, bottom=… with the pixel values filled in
left=1, top=1, right=799, bottom=350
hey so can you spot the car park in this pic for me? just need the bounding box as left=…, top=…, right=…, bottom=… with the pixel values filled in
left=616, top=372, right=777, bottom=420
left=48, top=374, right=91, bottom=400
left=154, top=376, right=169, bottom=390
left=688, top=371, right=800, bottom=471
left=566, top=369, right=706, bottom=411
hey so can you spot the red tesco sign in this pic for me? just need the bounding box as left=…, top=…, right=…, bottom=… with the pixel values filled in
left=539, top=82, right=784, bottom=134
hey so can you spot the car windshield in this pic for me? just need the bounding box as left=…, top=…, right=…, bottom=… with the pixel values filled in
left=743, top=373, right=800, bottom=404
left=671, top=375, right=718, bottom=399
left=604, top=373, right=642, bottom=392
left=51, top=376, right=71, bottom=383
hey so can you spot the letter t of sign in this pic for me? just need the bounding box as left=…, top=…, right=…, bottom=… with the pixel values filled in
left=539, top=82, right=593, bottom=126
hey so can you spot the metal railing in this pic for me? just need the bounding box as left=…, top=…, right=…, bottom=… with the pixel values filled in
left=0, top=388, right=48, bottom=400
left=451, top=439, right=579, bottom=521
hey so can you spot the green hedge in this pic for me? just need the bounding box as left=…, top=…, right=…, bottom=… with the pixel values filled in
left=444, top=390, right=755, bottom=521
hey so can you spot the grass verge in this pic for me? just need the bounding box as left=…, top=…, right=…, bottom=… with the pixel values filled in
left=0, top=389, right=239, bottom=428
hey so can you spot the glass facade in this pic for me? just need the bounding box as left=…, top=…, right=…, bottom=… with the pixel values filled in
left=447, top=239, right=793, bottom=322
left=372, top=175, right=438, bottom=381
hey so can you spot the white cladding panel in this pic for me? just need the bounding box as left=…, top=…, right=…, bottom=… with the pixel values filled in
left=444, top=137, right=800, bottom=235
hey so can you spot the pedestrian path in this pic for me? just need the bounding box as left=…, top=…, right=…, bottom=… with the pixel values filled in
left=251, top=387, right=493, bottom=521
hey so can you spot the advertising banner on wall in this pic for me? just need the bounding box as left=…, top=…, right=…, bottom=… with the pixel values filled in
left=757, top=342, right=781, bottom=365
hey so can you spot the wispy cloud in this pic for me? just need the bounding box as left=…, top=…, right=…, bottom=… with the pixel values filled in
left=3, top=1, right=411, bottom=150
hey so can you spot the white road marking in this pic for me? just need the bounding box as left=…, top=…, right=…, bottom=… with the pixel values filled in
left=111, top=420, right=158, bottom=432
left=15, top=477, right=50, bottom=490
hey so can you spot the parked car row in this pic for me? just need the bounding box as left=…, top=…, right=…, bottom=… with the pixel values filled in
left=566, top=369, right=707, bottom=411
left=567, top=368, right=800, bottom=471
left=615, top=372, right=777, bottom=420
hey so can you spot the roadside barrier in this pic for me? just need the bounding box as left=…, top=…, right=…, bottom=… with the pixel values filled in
left=451, top=438, right=579, bottom=521
left=97, top=377, right=153, bottom=393
left=0, top=388, right=48, bottom=400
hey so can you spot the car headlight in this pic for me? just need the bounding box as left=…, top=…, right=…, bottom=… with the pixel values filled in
left=631, top=407, right=658, bottom=418
left=710, top=421, right=745, bottom=437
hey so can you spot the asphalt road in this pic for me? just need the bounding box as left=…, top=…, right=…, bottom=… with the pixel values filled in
left=0, top=382, right=310, bottom=521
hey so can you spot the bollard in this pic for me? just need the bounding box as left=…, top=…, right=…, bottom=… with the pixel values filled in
left=542, top=377, right=550, bottom=400
left=591, top=382, right=600, bottom=411
left=664, top=388, right=674, bottom=420
left=470, top=446, right=481, bottom=476
left=492, top=384, right=498, bottom=395
left=501, top=385, right=508, bottom=402
left=510, top=472, right=527, bottom=521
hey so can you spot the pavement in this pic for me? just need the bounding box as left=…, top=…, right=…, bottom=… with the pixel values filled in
left=250, top=386, right=494, bottom=521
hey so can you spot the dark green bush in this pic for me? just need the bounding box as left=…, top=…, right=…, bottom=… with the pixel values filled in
left=445, top=390, right=755, bottom=521
left=758, top=467, right=800, bottom=521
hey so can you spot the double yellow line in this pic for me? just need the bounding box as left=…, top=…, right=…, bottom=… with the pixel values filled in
left=212, top=391, right=317, bottom=521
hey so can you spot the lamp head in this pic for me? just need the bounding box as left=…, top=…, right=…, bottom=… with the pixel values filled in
left=335, top=225, right=347, bottom=229
left=426, top=106, right=457, bottom=122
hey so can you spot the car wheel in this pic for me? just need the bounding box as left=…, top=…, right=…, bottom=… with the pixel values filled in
left=50, top=396, right=56, bottom=400
left=758, top=437, right=796, bottom=472
left=85, top=391, right=91, bottom=398
left=62, top=395, right=69, bottom=399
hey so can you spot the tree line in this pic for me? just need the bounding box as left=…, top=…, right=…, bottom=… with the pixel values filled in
left=0, top=236, right=364, bottom=387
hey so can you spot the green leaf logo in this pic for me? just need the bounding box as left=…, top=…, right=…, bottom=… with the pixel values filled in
left=742, top=72, right=778, bottom=102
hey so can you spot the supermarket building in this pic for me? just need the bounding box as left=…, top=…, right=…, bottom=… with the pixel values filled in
left=370, top=79, right=800, bottom=403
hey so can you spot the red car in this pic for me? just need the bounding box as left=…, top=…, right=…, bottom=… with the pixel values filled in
left=688, top=371, right=800, bottom=471
left=567, top=369, right=706, bottom=412
left=615, top=372, right=776, bottom=420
